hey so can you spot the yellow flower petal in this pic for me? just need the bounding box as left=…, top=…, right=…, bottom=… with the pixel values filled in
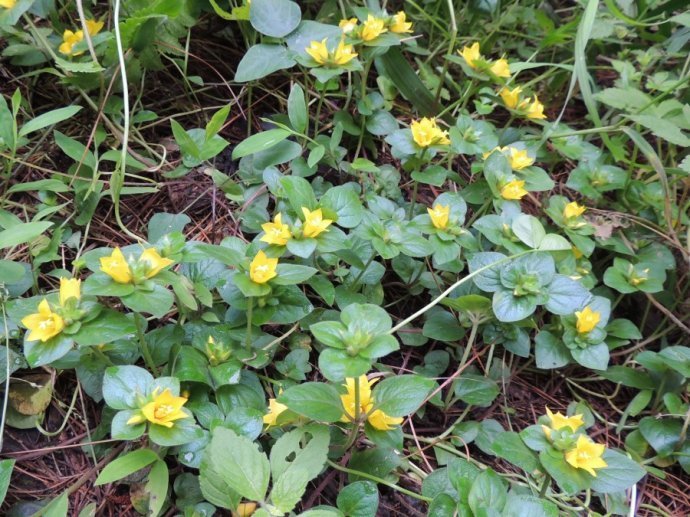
left=100, top=247, right=133, bottom=284
left=427, top=204, right=450, bottom=230
left=249, top=250, right=278, bottom=284
left=575, top=306, right=600, bottom=334
left=59, top=278, right=81, bottom=306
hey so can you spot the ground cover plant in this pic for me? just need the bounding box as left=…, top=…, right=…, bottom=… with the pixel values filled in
left=0, top=0, right=689, bottom=515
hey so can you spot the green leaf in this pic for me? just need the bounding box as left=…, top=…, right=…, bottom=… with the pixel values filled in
left=73, top=310, right=136, bottom=347
left=249, top=0, right=301, bottom=37
left=145, top=459, right=169, bottom=517
left=491, top=432, right=540, bottom=472
left=273, top=264, right=317, bottom=285
left=288, top=83, right=308, bottom=133
left=454, top=374, right=500, bottom=407
left=148, top=213, right=191, bottom=242
left=122, top=284, right=174, bottom=319
left=590, top=449, right=645, bottom=493
left=204, top=427, right=270, bottom=501
left=0, top=459, right=15, bottom=506
left=538, top=234, right=572, bottom=251
left=467, top=469, right=506, bottom=514
left=234, top=44, right=296, bottom=82
left=628, top=114, right=690, bottom=147
left=639, top=417, right=682, bottom=457
left=233, top=128, right=292, bottom=160
left=375, top=48, right=446, bottom=121
left=205, top=104, right=231, bottom=141
left=280, top=175, right=318, bottom=213
left=0, top=221, right=53, bottom=249
left=102, top=365, right=154, bottom=410
left=336, top=481, right=379, bottom=517
left=199, top=449, right=242, bottom=510
left=19, top=106, right=83, bottom=138
left=539, top=448, right=592, bottom=494
left=95, top=449, right=159, bottom=485
left=535, top=330, right=571, bottom=369
left=512, top=215, right=545, bottom=248
left=41, top=491, right=69, bottom=517
left=269, top=425, right=330, bottom=513
left=372, top=375, right=435, bottom=417
left=278, top=382, right=343, bottom=422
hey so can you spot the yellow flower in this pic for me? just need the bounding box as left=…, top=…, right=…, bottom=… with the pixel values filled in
left=59, top=278, right=81, bottom=306
left=565, top=435, right=607, bottom=477
left=507, top=148, right=534, bottom=170
left=249, top=250, right=278, bottom=284
left=260, top=213, right=291, bottom=246
left=575, top=306, right=600, bottom=334
left=127, top=388, right=189, bottom=428
left=525, top=96, right=547, bottom=120
left=140, top=248, right=174, bottom=279
left=305, top=38, right=357, bottom=67
left=332, top=39, right=358, bottom=65
left=339, top=18, right=358, bottom=34
left=428, top=204, right=450, bottom=230
left=59, top=29, right=84, bottom=56
left=542, top=407, right=585, bottom=439
left=499, top=86, right=522, bottom=109
left=263, top=398, right=288, bottom=427
left=390, top=11, right=413, bottom=34
left=500, top=180, right=528, bottom=200
left=459, top=42, right=481, bottom=68
left=340, top=375, right=403, bottom=431
left=21, top=299, right=65, bottom=343
left=563, top=201, right=586, bottom=219
left=361, top=15, right=387, bottom=41
left=489, top=58, right=510, bottom=78
left=85, top=19, right=104, bottom=36
left=410, top=117, right=450, bottom=148
left=0, top=0, right=16, bottom=9
left=100, top=247, right=133, bottom=284
left=234, top=502, right=257, bottom=517
left=301, top=207, right=332, bottom=238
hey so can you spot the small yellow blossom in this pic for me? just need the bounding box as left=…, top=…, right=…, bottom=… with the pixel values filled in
left=629, top=267, right=649, bottom=286
left=459, top=42, right=482, bottom=68
left=542, top=407, right=585, bottom=439
left=489, top=58, right=510, bottom=78
left=563, top=201, right=586, bottom=219
left=85, top=19, right=104, bottom=36
left=428, top=204, right=450, bottom=230
left=575, top=305, right=600, bottom=334
left=360, top=15, right=387, bottom=41
left=565, top=435, right=607, bottom=477
left=0, top=0, right=16, bottom=9
left=59, top=30, right=85, bottom=56
left=249, top=250, right=278, bottom=284
left=390, top=11, right=413, bottom=34
left=499, top=86, right=522, bottom=109
left=525, top=96, right=547, bottom=120
left=410, top=117, right=450, bottom=148
left=21, top=299, right=65, bottom=343
left=500, top=180, right=528, bottom=200
left=140, top=248, right=174, bottom=279
left=127, top=388, right=189, bottom=428
left=59, top=278, right=81, bottom=306
left=263, top=398, right=288, bottom=427
left=100, top=247, right=133, bottom=284
left=340, top=375, right=403, bottom=431
left=339, top=18, right=358, bottom=34
left=301, top=207, right=332, bottom=238
left=260, top=213, right=291, bottom=246
left=234, top=502, right=258, bottom=517
left=508, top=148, right=534, bottom=170
left=305, top=38, right=357, bottom=67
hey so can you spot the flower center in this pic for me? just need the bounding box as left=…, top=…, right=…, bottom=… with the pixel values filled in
left=154, top=404, right=175, bottom=419
left=39, top=319, right=54, bottom=330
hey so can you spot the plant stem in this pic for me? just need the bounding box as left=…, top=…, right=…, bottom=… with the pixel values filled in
left=444, top=321, right=479, bottom=407
left=135, top=315, right=158, bottom=376
left=388, top=250, right=533, bottom=334
left=539, top=474, right=551, bottom=497
left=407, top=180, right=419, bottom=219
left=326, top=460, right=433, bottom=503
left=245, top=297, right=254, bottom=351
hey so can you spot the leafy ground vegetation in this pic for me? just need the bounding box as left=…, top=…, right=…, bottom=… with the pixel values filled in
left=0, top=0, right=689, bottom=515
